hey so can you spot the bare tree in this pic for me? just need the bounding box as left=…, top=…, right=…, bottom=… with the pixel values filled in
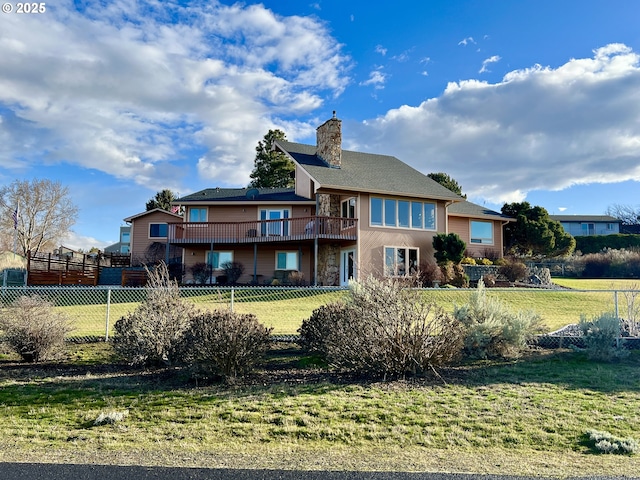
left=605, top=204, right=640, bottom=225
left=0, top=179, right=79, bottom=256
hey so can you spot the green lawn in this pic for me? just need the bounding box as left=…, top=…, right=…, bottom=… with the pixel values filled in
left=0, top=344, right=639, bottom=476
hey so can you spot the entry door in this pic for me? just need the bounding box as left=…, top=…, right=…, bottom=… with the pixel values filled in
left=340, top=248, right=356, bottom=286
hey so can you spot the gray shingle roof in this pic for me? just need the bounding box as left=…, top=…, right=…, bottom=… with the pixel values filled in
left=448, top=201, right=514, bottom=221
left=176, top=187, right=312, bottom=203
left=550, top=215, right=621, bottom=223
left=276, top=140, right=464, bottom=202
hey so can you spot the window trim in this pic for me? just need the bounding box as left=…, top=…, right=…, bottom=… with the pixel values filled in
left=384, top=246, right=419, bottom=277
left=370, top=196, right=436, bottom=230
left=148, top=222, right=168, bottom=239
left=275, top=250, right=299, bottom=271
left=470, top=220, right=494, bottom=245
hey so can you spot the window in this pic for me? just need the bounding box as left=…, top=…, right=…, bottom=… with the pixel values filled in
left=384, top=247, right=418, bottom=276
left=581, top=223, right=595, bottom=236
left=341, top=198, right=356, bottom=218
left=149, top=223, right=168, bottom=238
left=206, top=251, right=233, bottom=269
left=260, top=209, right=290, bottom=236
left=121, top=232, right=130, bottom=243
left=470, top=221, right=493, bottom=244
left=189, top=208, right=207, bottom=222
left=276, top=251, right=298, bottom=270
left=120, top=245, right=130, bottom=254
left=370, top=197, right=436, bottom=230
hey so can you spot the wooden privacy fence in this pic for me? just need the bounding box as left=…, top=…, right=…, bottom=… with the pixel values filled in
left=27, top=250, right=131, bottom=286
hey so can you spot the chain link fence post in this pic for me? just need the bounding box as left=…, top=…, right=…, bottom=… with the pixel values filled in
left=105, top=288, right=112, bottom=342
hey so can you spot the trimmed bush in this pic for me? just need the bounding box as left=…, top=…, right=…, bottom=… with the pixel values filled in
left=498, top=260, right=527, bottom=282
left=433, top=233, right=466, bottom=265
left=299, top=276, right=464, bottom=377
left=454, top=279, right=545, bottom=359
left=184, top=309, right=272, bottom=378
left=0, top=295, right=72, bottom=362
left=579, top=312, right=627, bottom=362
left=113, top=263, right=199, bottom=366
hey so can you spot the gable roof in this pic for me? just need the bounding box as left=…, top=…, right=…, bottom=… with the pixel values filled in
left=550, top=215, right=621, bottom=223
left=123, top=208, right=183, bottom=223
left=176, top=187, right=313, bottom=204
left=275, top=140, right=464, bottom=202
left=448, top=201, right=514, bottom=222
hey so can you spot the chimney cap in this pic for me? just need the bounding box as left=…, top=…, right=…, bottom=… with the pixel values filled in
left=332, top=110, right=336, bottom=119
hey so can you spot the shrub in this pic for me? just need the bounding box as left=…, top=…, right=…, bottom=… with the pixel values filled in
left=221, top=261, right=244, bottom=284
left=184, top=309, right=272, bottom=378
left=579, top=312, right=627, bottom=362
left=299, top=276, right=464, bottom=377
left=113, top=262, right=199, bottom=366
left=478, top=258, right=493, bottom=266
left=498, top=260, right=527, bottom=282
left=482, top=274, right=497, bottom=287
left=0, top=295, right=72, bottom=362
left=454, top=279, right=545, bottom=359
left=450, top=263, right=470, bottom=288
left=417, top=260, right=443, bottom=287
left=288, top=270, right=305, bottom=286
left=461, top=257, right=476, bottom=265
left=586, top=430, right=639, bottom=455
left=433, top=233, right=466, bottom=265
left=190, top=262, right=212, bottom=284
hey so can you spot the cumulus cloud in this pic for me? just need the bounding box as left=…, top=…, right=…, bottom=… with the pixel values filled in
left=352, top=44, right=640, bottom=205
left=359, top=68, right=387, bottom=89
left=0, top=0, right=351, bottom=189
left=375, top=45, right=387, bottom=56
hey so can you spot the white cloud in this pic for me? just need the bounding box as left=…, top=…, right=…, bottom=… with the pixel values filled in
left=0, top=1, right=351, bottom=190
left=359, top=68, right=387, bottom=89
left=352, top=44, right=640, bottom=205
left=458, top=37, right=476, bottom=46
left=480, top=55, right=501, bottom=74
left=61, top=231, right=112, bottom=251
left=375, top=45, right=387, bottom=56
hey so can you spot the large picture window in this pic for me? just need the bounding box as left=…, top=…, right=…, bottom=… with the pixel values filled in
left=370, top=197, right=435, bottom=230
left=470, top=221, right=493, bottom=244
left=384, top=247, right=418, bottom=276
left=149, top=223, right=168, bottom=238
left=189, top=208, right=207, bottom=222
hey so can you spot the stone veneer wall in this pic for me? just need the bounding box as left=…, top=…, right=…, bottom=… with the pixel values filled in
left=316, top=117, right=342, bottom=168
left=317, top=193, right=341, bottom=285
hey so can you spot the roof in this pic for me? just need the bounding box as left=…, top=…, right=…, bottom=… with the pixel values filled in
left=123, top=208, right=183, bottom=223
left=275, top=140, right=464, bottom=202
left=550, top=215, right=621, bottom=223
left=176, top=187, right=313, bottom=203
left=448, top=201, right=515, bottom=222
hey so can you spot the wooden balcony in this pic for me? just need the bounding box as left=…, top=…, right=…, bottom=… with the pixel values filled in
left=168, top=216, right=357, bottom=246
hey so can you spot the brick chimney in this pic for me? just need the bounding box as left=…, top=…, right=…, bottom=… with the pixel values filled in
left=316, top=111, right=342, bottom=168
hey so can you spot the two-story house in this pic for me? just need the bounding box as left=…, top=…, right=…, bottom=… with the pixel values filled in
left=167, top=114, right=511, bottom=285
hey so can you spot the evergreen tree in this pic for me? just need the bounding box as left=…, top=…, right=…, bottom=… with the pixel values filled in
left=248, top=129, right=294, bottom=188
left=146, top=189, right=177, bottom=212
left=427, top=172, right=466, bottom=198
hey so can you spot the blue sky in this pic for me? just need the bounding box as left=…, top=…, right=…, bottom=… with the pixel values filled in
left=1, top=0, right=640, bottom=249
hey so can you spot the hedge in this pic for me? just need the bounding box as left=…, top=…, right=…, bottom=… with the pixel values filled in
left=575, top=234, right=640, bottom=254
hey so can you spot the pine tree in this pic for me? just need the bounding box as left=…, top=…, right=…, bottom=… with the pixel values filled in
left=248, top=129, right=294, bottom=188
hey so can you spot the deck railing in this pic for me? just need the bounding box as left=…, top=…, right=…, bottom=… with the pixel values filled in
left=168, top=216, right=357, bottom=244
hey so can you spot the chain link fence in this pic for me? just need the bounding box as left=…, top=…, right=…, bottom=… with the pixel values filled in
left=1, top=285, right=639, bottom=345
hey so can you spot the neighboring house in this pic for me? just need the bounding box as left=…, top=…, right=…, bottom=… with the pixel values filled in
left=168, top=114, right=511, bottom=286
left=104, top=226, right=131, bottom=254
left=448, top=201, right=513, bottom=258
left=550, top=215, right=621, bottom=236
left=123, top=209, right=184, bottom=265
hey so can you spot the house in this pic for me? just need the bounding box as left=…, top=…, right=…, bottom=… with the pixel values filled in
left=550, top=215, right=621, bottom=236
left=167, top=114, right=511, bottom=285
left=123, top=208, right=184, bottom=266
left=104, top=225, right=131, bottom=254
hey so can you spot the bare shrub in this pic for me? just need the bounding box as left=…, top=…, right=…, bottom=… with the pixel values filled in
left=113, top=262, right=199, bottom=366
left=454, top=279, right=545, bottom=359
left=184, top=310, right=272, bottom=378
left=418, top=260, right=443, bottom=287
left=0, top=295, right=72, bottom=362
left=288, top=270, right=306, bottom=286
left=190, top=262, right=212, bottom=284
left=221, top=261, right=244, bottom=284
left=299, top=276, right=464, bottom=377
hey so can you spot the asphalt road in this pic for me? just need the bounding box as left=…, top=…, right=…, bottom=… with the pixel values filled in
left=0, top=463, right=633, bottom=480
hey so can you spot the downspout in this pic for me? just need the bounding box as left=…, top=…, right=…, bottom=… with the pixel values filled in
left=444, top=201, right=455, bottom=233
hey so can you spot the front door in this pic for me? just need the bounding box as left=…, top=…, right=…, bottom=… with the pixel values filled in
left=340, top=248, right=356, bottom=286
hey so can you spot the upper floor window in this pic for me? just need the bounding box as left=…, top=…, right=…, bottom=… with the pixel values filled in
left=189, top=207, right=208, bottom=222
left=260, top=209, right=290, bottom=236
left=341, top=198, right=356, bottom=218
left=149, top=223, right=168, bottom=238
left=370, top=197, right=435, bottom=230
left=470, top=221, right=493, bottom=245
left=121, top=231, right=130, bottom=243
